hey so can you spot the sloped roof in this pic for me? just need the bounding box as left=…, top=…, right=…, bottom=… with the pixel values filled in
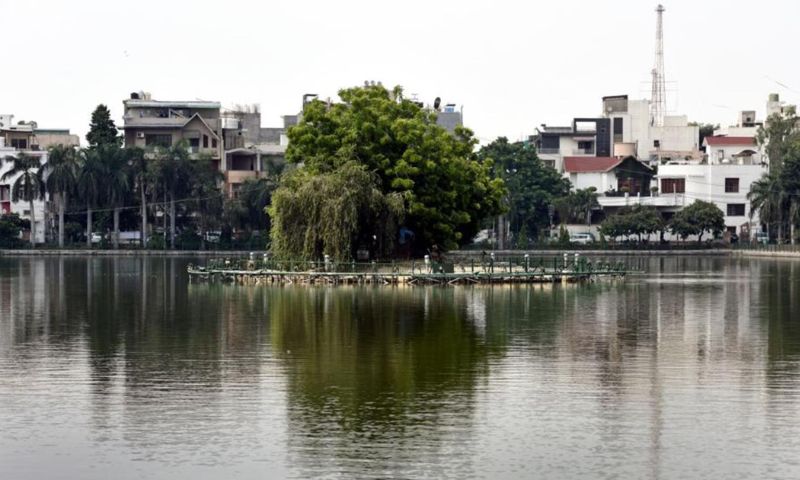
left=704, top=136, right=756, bottom=146
left=563, top=156, right=622, bottom=173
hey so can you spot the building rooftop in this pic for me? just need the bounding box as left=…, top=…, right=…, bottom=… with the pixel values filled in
left=563, top=156, right=622, bottom=173
left=124, top=99, right=221, bottom=109
left=704, top=136, right=756, bottom=147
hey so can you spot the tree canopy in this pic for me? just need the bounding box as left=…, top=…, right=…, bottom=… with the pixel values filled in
left=554, top=187, right=600, bottom=226
left=477, top=137, right=569, bottom=240
left=285, top=84, right=505, bottom=252
left=269, top=162, right=404, bottom=261
left=600, top=205, right=664, bottom=242
left=86, top=104, right=120, bottom=148
left=669, top=200, right=725, bottom=242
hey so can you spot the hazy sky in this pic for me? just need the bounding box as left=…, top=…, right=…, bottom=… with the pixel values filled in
left=2, top=0, right=798, bottom=145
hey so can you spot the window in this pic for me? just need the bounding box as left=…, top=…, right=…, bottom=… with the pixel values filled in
left=661, top=178, right=685, bottom=194
left=212, top=138, right=218, bottom=149
left=189, top=138, right=200, bottom=149
left=10, top=138, right=28, bottom=149
left=613, top=118, right=623, bottom=143
left=203, top=135, right=209, bottom=149
left=613, top=118, right=623, bottom=135
left=653, top=139, right=660, bottom=148
left=725, top=178, right=739, bottom=193
left=577, top=141, right=593, bottom=150
left=145, top=134, right=172, bottom=148
left=727, top=204, right=745, bottom=216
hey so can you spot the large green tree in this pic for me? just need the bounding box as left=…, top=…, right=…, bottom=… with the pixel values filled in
left=86, top=104, right=120, bottom=148
left=1, top=153, right=44, bottom=247
left=285, top=84, right=505, bottom=252
left=477, top=137, right=569, bottom=241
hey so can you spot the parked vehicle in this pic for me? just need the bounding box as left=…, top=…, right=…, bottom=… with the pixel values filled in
left=204, top=231, right=221, bottom=243
left=569, top=233, right=594, bottom=245
left=90, top=233, right=103, bottom=244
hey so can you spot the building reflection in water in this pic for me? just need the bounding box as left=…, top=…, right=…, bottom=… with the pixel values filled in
left=0, top=256, right=799, bottom=478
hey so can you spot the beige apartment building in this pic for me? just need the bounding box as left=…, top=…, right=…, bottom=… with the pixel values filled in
left=121, top=92, right=224, bottom=171
left=121, top=93, right=288, bottom=197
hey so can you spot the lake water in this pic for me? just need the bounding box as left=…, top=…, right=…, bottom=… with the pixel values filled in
left=1, top=255, right=799, bottom=479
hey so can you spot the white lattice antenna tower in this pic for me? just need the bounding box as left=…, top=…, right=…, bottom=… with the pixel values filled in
left=650, top=4, right=666, bottom=127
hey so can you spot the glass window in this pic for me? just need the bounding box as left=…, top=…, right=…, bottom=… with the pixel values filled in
left=212, top=138, right=218, bottom=149
left=661, top=178, right=685, bottom=194
left=203, top=135, right=209, bottom=149
left=145, top=134, right=172, bottom=148
left=727, top=204, right=745, bottom=216
left=725, top=178, right=739, bottom=193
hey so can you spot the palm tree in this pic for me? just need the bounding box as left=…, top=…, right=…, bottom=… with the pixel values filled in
left=105, top=148, right=130, bottom=249
left=77, top=149, right=107, bottom=247
left=2, top=153, right=45, bottom=248
left=152, top=142, right=192, bottom=249
left=189, top=155, right=224, bottom=250
left=748, top=171, right=785, bottom=242
left=126, top=147, right=148, bottom=247
left=45, top=145, right=79, bottom=247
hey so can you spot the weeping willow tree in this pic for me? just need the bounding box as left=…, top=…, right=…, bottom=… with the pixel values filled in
left=269, top=162, right=404, bottom=261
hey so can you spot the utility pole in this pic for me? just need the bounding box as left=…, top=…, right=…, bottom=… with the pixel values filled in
left=650, top=4, right=666, bottom=127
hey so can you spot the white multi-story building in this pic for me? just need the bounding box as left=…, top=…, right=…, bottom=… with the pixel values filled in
left=0, top=139, right=48, bottom=243
left=657, top=160, right=765, bottom=236
left=1, top=115, right=80, bottom=244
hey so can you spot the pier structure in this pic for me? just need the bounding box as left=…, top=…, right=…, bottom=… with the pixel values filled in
left=187, top=253, right=629, bottom=286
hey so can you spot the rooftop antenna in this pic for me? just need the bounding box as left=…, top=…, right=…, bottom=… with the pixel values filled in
left=650, top=4, right=666, bottom=127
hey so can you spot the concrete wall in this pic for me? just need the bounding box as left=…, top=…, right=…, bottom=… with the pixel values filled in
left=608, top=99, right=698, bottom=160
left=568, top=172, right=615, bottom=192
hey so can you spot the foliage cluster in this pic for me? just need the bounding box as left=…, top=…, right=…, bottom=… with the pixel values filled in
left=283, top=84, right=505, bottom=255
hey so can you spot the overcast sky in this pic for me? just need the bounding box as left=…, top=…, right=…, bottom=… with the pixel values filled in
left=2, top=0, right=798, bottom=145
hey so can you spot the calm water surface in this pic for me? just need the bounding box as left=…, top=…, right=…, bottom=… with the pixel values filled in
left=1, top=256, right=800, bottom=479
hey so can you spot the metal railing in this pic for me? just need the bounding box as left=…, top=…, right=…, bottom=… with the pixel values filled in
left=572, top=148, right=595, bottom=155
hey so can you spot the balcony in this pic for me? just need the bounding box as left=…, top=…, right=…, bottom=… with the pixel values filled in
left=537, top=148, right=560, bottom=155
left=572, top=148, right=595, bottom=156
left=598, top=193, right=686, bottom=208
